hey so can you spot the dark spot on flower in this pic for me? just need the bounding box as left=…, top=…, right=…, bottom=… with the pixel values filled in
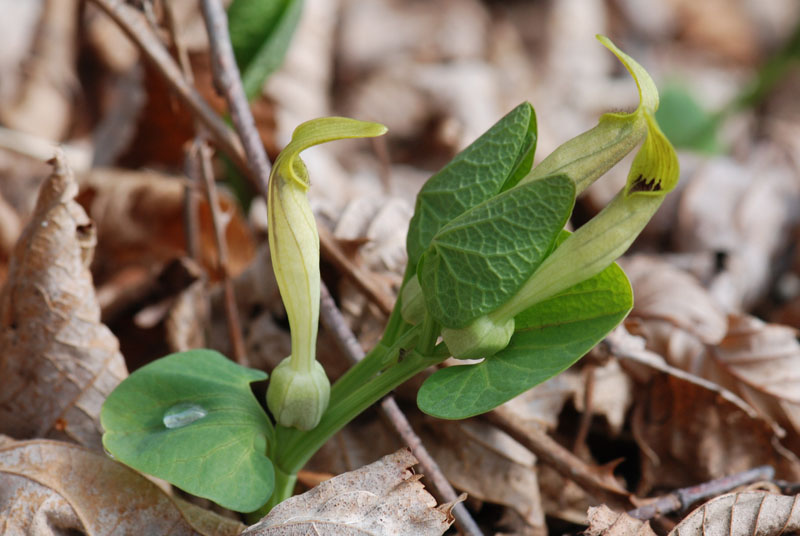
left=628, top=174, right=662, bottom=193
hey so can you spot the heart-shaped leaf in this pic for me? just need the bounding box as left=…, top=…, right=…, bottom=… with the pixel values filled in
left=101, top=349, right=274, bottom=512
left=406, top=102, right=537, bottom=270
left=418, top=174, right=575, bottom=328
left=417, top=261, right=632, bottom=419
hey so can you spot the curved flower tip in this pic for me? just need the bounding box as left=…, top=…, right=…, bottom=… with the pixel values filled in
left=277, top=117, right=388, bottom=189
left=596, top=35, right=659, bottom=115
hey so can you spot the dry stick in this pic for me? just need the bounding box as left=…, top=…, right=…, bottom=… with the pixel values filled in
left=626, top=465, right=776, bottom=520
left=162, top=0, right=248, bottom=366
left=195, top=142, right=249, bottom=366
left=87, top=0, right=250, bottom=178
left=572, top=364, right=596, bottom=453
left=198, top=0, right=271, bottom=193
left=319, top=283, right=484, bottom=536
left=197, top=0, right=401, bottom=318
left=164, top=0, right=201, bottom=263
left=91, top=0, right=378, bottom=319
left=486, top=405, right=634, bottom=511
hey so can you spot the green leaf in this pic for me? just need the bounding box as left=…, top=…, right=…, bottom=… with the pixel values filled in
left=418, top=174, right=575, bottom=328
left=406, top=102, right=537, bottom=269
left=417, top=261, right=632, bottom=419
left=228, top=0, right=303, bottom=99
left=101, top=350, right=274, bottom=512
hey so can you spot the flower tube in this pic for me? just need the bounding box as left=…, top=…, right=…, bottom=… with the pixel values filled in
left=266, top=117, right=387, bottom=430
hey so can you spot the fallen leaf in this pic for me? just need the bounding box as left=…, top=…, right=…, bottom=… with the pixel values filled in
left=500, top=371, right=579, bottom=431
left=0, top=0, right=77, bottom=140
left=585, top=505, right=656, bottom=536
left=711, top=314, right=800, bottom=405
left=573, top=359, right=634, bottom=435
left=668, top=0, right=759, bottom=64
left=0, top=154, right=127, bottom=449
left=624, top=255, right=800, bottom=451
left=607, top=328, right=800, bottom=493
left=165, top=278, right=209, bottom=352
left=708, top=314, right=800, bottom=451
left=0, top=437, right=244, bottom=536
left=674, top=150, right=800, bottom=311
left=670, top=491, right=800, bottom=535
left=622, top=255, right=727, bottom=346
left=420, top=418, right=545, bottom=529
left=0, top=190, right=21, bottom=280
left=631, top=364, right=800, bottom=493
left=242, top=448, right=460, bottom=536
left=77, top=168, right=255, bottom=284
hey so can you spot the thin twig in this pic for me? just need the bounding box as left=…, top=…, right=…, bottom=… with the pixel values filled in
left=163, top=0, right=201, bottom=263
left=194, top=140, right=249, bottom=366
left=319, top=283, right=484, bottom=536
left=572, top=364, right=596, bottom=453
left=487, top=405, right=634, bottom=510
left=87, top=0, right=250, bottom=177
left=626, top=465, right=775, bottom=520
left=198, top=0, right=271, bottom=193
left=181, top=157, right=201, bottom=261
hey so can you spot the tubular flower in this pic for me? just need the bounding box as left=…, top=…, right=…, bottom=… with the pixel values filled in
left=441, top=35, right=679, bottom=359
left=266, top=117, right=387, bottom=430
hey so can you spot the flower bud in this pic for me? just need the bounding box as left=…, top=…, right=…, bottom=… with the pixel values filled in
left=490, top=99, right=679, bottom=324
left=267, top=357, right=330, bottom=430
left=441, top=315, right=515, bottom=360
left=520, top=35, right=660, bottom=196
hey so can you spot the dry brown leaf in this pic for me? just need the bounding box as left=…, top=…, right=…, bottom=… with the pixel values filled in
left=624, top=256, right=800, bottom=447
left=573, top=359, right=634, bottom=435
left=623, top=255, right=728, bottom=346
left=0, top=190, right=21, bottom=279
left=607, top=328, right=800, bottom=493
left=420, top=418, right=545, bottom=529
left=632, top=372, right=800, bottom=493
left=706, top=314, right=800, bottom=452
left=0, top=437, right=244, bottom=536
left=77, top=168, right=255, bottom=283
left=675, top=151, right=800, bottom=311
left=241, top=448, right=459, bottom=536
left=670, top=491, right=800, bottom=535
left=668, top=0, right=759, bottom=64
left=0, top=0, right=77, bottom=140
left=711, top=314, right=800, bottom=405
left=585, top=505, right=657, bottom=536
left=165, top=278, right=209, bottom=352
left=0, top=154, right=127, bottom=449
left=500, top=371, right=579, bottom=431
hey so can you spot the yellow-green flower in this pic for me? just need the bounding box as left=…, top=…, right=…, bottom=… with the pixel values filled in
left=266, top=117, right=387, bottom=430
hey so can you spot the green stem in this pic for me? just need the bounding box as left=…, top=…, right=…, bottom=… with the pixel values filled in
left=249, top=464, right=297, bottom=522
left=273, top=341, right=443, bottom=475
left=328, top=325, right=418, bottom=407
left=418, top=313, right=439, bottom=356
